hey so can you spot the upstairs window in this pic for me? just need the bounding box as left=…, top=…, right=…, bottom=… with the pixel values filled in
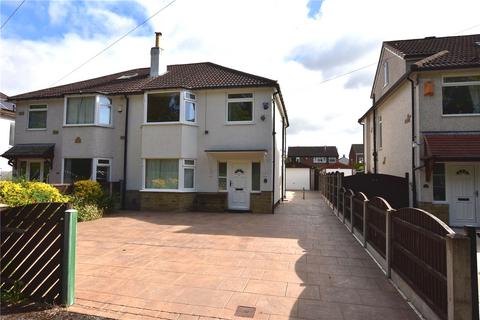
left=28, top=105, right=47, bottom=129
left=147, top=92, right=180, bottom=122
left=227, top=93, right=253, bottom=122
left=328, top=157, right=337, bottom=163
left=442, top=75, right=480, bottom=115
left=383, top=61, right=389, bottom=87
left=66, top=96, right=111, bottom=125
left=184, top=92, right=196, bottom=122
left=313, top=157, right=327, bottom=163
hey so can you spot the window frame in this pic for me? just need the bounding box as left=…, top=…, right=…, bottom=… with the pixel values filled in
left=328, top=157, right=337, bottom=163
left=376, top=114, right=383, bottom=149
left=144, top=90, right=198, bottom=125
left=432, top=162, right=447, bottom=203
left=383, top=61, right=389, bottom=87
left=251, top=162, right=261, bottom=193
left=218, top=161, right=228, bottom=192
left=94, top=158, right=112, bottom=183
left=313, top=157, right=327, bottom=164
left=63, top=95, right=113, bottom=127
left=142, top=158, right=196, bottom=192
left=16, top=158, right=48, bottom=182
left=27, top=104, right=48, bottom=130
left=441, top=75, right=480, bottom=117
left=9, top=121, right=14, bottom=146
left=226, top=93, right=255, bottom=124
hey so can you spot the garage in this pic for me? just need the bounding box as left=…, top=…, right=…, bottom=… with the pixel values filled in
left=286, top=167, right=312, bottom=190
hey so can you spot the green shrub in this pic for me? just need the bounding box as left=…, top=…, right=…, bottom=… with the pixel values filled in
left=72, top=180, right=103, bottom=205
left=74, top=202, right=103, bottom=222
left=0, top=180, right=68, bottom=207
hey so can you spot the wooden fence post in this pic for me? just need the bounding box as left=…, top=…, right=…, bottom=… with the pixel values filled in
left=446, top=234, right=472, bottom=320
left=62, top=209, right=78, bottom=306
left=362, top=199, right=369, bottom=248
left=336, top=174, right=341, bottom=215
left=385, top=209, right=394, bottom=278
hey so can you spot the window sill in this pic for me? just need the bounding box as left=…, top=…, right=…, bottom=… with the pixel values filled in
left=225, top=121, right=255, bottom=126
left=441, top=113, right=480, bottom=117
left=142, top=122, right=199, bottom=127
left=26, top=128, right=47, bottom=131
left=63, top=124, right=113, bottom=128
left=432, top=201, right=448, bottom=205
left=251, top=191, right=261, bottom=194
left=140, top=188, right=196, bottom=193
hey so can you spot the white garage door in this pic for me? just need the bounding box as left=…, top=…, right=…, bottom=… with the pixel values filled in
left=286, top=168, right=311, bottom=190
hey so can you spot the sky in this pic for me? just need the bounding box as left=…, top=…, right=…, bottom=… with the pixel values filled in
left=1, top=0, right=480, bottom=157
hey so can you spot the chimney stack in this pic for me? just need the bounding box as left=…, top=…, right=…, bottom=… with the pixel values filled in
left=150, top=32, right=164, bottom=77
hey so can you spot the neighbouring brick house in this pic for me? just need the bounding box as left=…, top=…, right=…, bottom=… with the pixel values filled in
left=359, top=34, right=480, bottom=226
left=349, top=144, right=364, bottom=167
left=287, top=146, right=338, bottom=167
left=2, top=33, right=289, bottom=214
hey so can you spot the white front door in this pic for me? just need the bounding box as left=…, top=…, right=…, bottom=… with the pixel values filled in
left=228, top=162, right=250, bottom=210
left=448, top=164, right=478, bottom=226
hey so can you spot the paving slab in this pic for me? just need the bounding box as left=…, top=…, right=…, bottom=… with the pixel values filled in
left=72, top=191, right=418, bottom=319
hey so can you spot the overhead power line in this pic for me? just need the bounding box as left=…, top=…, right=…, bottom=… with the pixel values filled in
left=51, top=0, right=177, bottom=86
left=318, top=62, right=376, bottom=85
left=454, top=23, right=480, bottom=35
left=1, top=0, right=26, bottom=30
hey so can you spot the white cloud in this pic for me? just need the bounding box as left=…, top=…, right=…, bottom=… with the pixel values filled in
left=1, top=0, right=480, bottom=156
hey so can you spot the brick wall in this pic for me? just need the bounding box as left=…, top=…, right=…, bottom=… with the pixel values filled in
left=125, top=190, right=140, bottom=210
left=194, top=193, right=227, bottom=212
left=251, top=192, right=273, bottom=214
left=418, top=201, right=449, bottom=224
left=140, top=192, right=196, bottom=212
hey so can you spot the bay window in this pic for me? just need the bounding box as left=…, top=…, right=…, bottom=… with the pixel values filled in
left=144, top=159, right=196, bottom=190
left=65, top=95, right=112, bottom=125
left=146, top=91, right=197, bottom=123
left=63, top=158, right=112, bottom=184
left=442, top=75, right=480, bottom=115
left=227, top=93, right=253, bottom=122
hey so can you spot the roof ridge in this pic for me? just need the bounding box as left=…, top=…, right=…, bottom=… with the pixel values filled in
left=10, top=67, right=150, bottom=100
left=384, top=33, right=480, bottom=44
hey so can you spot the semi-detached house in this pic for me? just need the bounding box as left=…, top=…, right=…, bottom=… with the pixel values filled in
left=359, top=34, right=480, bottom=226
left=3, top=34, right=289, bottom=214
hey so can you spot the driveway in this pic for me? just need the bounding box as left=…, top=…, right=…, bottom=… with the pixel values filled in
left=69, top=191, right=418, bottom=320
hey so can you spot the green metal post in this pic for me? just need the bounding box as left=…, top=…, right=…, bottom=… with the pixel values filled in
left=62, top=208, right=77, bottom=306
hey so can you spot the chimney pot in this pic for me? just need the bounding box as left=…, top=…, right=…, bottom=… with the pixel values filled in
left=150, top=32, right=165, bottom=77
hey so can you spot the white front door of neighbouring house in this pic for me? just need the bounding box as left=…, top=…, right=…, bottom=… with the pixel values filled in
left=448, top=164, right=478, bottom=226
left=228, top=162, right=250, bottom=211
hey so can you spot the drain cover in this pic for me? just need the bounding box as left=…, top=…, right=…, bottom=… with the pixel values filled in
left=235, top=306, right=256, bottom=318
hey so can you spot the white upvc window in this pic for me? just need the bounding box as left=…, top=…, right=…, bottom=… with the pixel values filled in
left=383, top=61, right=389, bottom=87
left=313, top=157, right=327, bottom=163
left=218, top=162, right=227, bottom=191
left=28, top=104, right=47, bottom=129
left=226, top=93, right=254, bottom=123
left=328, top=157, right=337, bottom=163
left=143, top=158, right=196, bottom=191
left=16, top=159, right=49, bottom=182
left=64, top=95, right=112, bottom=126
left=62, top=158, right=112, bottom=184
left=442, top=75, right=480, bottom=115
left=145, top=90, right=197, bottom=124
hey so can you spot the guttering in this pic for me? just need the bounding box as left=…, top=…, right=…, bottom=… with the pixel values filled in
left=271, top=91, right=279, bottom=214
left=406, top=75, right=417, bottom=207
left=121, top=95, right=130, bottom=209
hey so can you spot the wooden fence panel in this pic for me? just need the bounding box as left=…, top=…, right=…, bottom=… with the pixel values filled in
left=344, top=189, right=354, bottom=222
left=391, top=208, right=454, bottom=320
left=1, top=203, right=68, bottom=305
left=352, top=192, right=368, bottom=235
left=366, top=197, right=393, bottom=258
left=343, top=173, right=408, bottom=208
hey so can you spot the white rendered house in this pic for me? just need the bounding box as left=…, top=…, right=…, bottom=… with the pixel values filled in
left=3, top=34, right=288, bottom=213
left=0, top=93, right=15, bottom=180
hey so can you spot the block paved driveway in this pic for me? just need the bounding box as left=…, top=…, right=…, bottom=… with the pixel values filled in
left=69, top=191, right=418, bottom=320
